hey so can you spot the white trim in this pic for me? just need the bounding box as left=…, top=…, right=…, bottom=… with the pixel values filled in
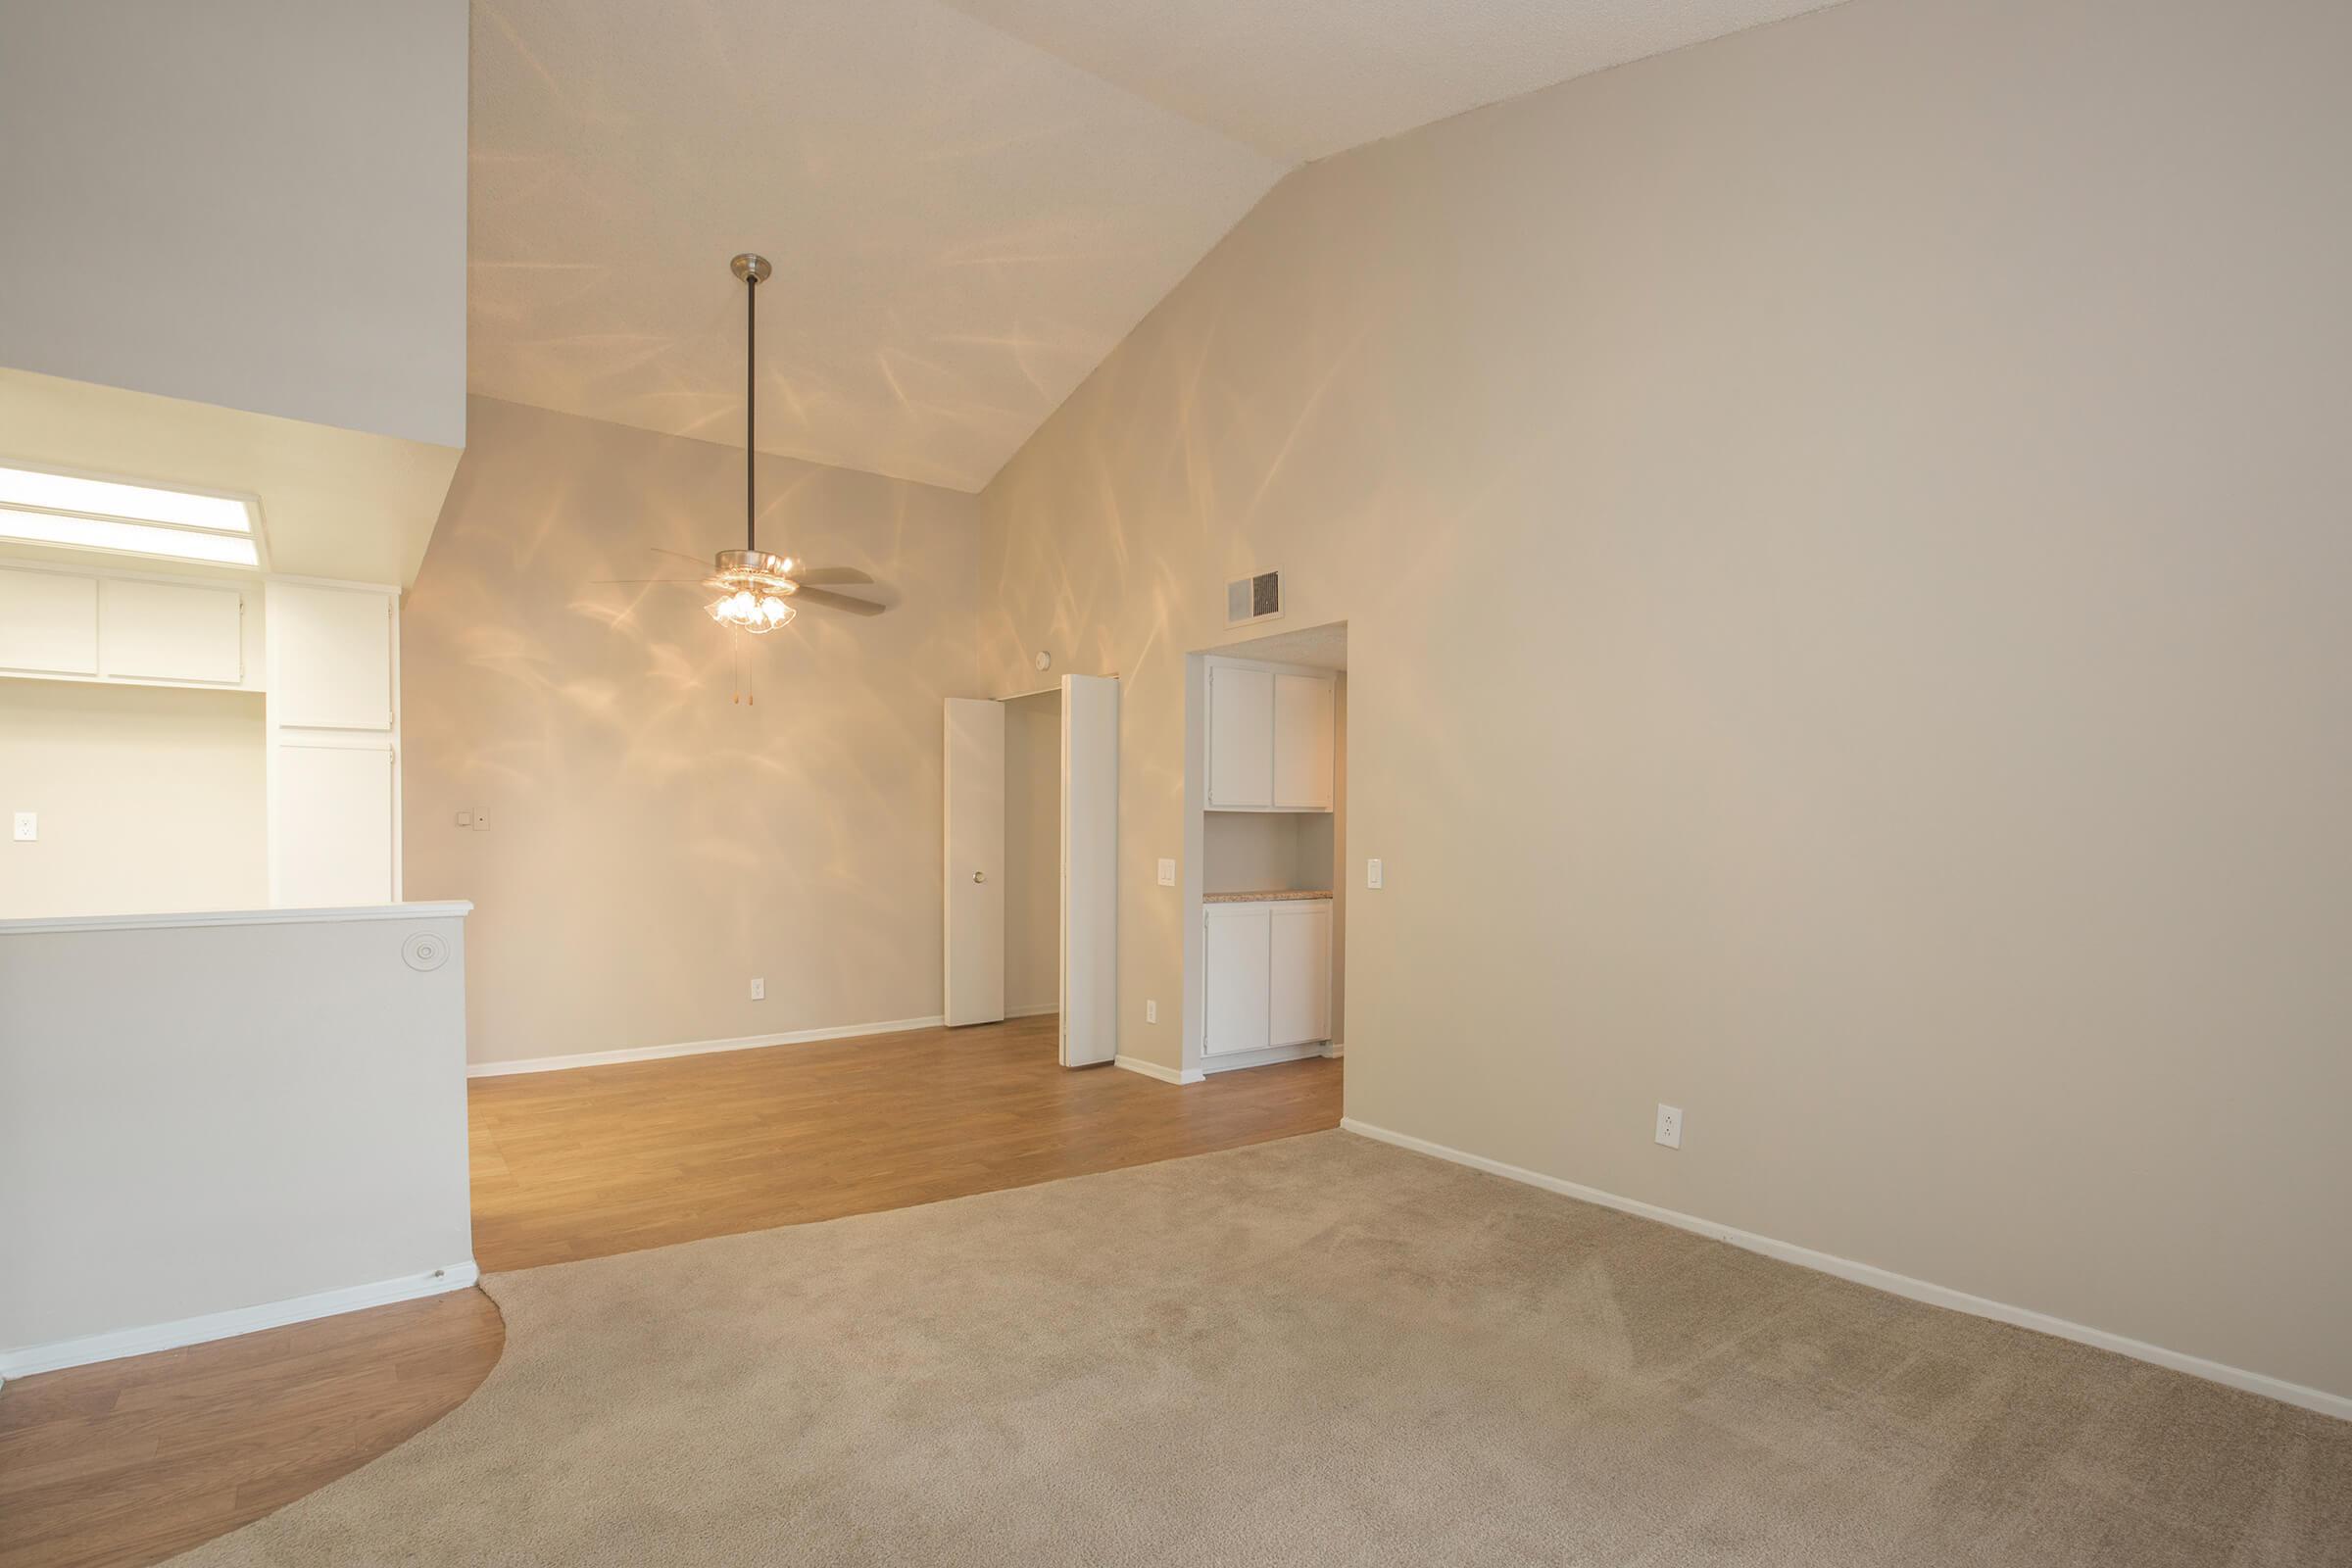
left=467, top=1014, right=948, bottom=1078
left=0, top=901, right=471, bottom=937
left=1339, top=1118, right=2352, bottom=1424
left=1321, top=1042, right=1345, bottom=1058
left=1200, top=1040, right=1328, bottom=1075
left=1005, top=1003, right=1059, bottom=1019
left=1114, top=1054, right=1204, bottom=1086
left=0, top=1262, right=477, bottom=1383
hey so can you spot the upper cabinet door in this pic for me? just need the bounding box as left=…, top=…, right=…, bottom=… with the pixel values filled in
left=1206, top=664, right=1274, bottom=808
left=1272, top=673, right=1336, bottom=811
left=0, top=568, right=99, bottom=675
left=100, top=578, right=244, bottom=684
left=269, top=583, right=392, bottom=730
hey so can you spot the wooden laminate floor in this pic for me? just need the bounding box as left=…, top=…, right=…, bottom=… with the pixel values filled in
left=0, top=1018, right=1341, bottom=1568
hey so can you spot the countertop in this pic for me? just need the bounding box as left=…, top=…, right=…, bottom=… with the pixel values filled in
left=1201, top=889, right=1334, bottom=904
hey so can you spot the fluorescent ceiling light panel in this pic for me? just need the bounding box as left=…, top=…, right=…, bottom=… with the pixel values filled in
left=0, top=463, right=263, bottom=567
left=0, top=508, right=261, bottom=565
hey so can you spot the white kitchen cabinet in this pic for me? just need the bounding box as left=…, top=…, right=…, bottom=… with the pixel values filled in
left=266, top=581, right=401, bottom=906
left=1272, top=673, right=1335, bottom=810
left=268, top=582, right=392, bottom=730
left=1201, top=902, right=1273, bottom=1055
left=1205, top=663, right=1273, bottom=808
left=1204, top=658, right=1334, bottom=812
left=0, top=567, right=99, bottom=675
left=1268, top=901, right=1333, bottom=1047
left=1202, top=897, right=1333, bottom=1057
left=99, top=578, right=244, bottom=684
left=273, top=744, right=395, bottom=906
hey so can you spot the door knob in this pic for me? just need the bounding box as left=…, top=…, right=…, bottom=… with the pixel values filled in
left=973, top=870, right=987, bottom=883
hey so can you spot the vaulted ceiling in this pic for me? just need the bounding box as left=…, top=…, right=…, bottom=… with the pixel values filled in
left=469, top=0, right=1840, bottom=492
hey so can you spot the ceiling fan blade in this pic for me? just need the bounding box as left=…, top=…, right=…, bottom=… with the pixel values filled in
left=648, top=547, right=714, bottom=568
left=793, top=586, right=887, bottom=616
left=587, top=577, right=704, bottom=585
left=790, top=565, right=874, bottom=587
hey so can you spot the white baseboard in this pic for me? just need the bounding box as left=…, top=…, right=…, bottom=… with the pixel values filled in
left=1114, top=1055, right=1204, bottom=1086
left=0, top=1261, right=480, bottom=1384
left=468, top=1014, right=948, bottom=1078
left=1200, top=1041, right=1328, bottom=1075
left=1339, top=1118, right=2350, bottom=1424
left=1321, top=1041, right=1345, bottom=1058
left=1005, top=1003, right=1059, bottom=1019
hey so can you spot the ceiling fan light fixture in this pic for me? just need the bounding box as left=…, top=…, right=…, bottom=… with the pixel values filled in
left=707, top=588, right=795, bottom=633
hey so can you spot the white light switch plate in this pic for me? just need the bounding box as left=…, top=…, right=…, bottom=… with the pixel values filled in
left=1655, top=1104, right=1684, bottom=1149
left=1156, top=858, right=1176, bottom=887
left=1366, top=858, right=1383, bottom=889
left=12, top=811, right=34, bottom=842
left=454, top=810, right=472, bottom=828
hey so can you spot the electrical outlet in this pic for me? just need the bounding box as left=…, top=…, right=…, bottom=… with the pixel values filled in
left=750, top=978, right=765, bottom=1001
left=12, top=811, right=34, bottom=842
left=1366, top=858, right=1383, bottom=889
left=1156, top=858, right=1176, bottom=887
left=1655, top=1104, right=1684, bottom=1149
left=1146, top=1000, right=1157, bottom=1024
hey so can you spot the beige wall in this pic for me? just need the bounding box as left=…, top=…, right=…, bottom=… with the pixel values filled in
left=1004, top=691, right=1061, bottom=1014
left=0, top=680, right=267, bottom=918
left=403, top=398, right=988, bottom=1064
left=980, top=0, right=2352, bottom=1401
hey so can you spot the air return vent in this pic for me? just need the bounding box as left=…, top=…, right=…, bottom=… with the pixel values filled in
left=1225, top=569, right=1283, bottom=628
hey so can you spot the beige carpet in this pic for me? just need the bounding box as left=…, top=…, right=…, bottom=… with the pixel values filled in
left=177, top=1131, right=2350, bottom=1566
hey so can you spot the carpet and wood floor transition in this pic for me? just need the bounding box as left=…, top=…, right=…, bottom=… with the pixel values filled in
left=170, top=1130, right=2348, bottom=1567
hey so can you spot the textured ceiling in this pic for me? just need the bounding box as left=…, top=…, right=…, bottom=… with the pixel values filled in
left=469, top=0, right=1843, bottom=491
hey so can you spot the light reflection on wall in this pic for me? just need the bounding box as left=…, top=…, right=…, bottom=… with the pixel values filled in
left=403, top=396, right=989, bottom=1066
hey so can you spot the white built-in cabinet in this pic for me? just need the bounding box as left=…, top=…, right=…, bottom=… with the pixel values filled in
left=267, top=581, right=401, bottom=908
left=1204, top=658, right=1336, bottom=811
left=0, top=558, right=402, bottom=911
left=0, top=564, right=250, bottom=686
left=1202, top=899, right=1333, bottom=1056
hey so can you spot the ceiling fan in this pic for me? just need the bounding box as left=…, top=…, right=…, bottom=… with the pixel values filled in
left=594, top=253, right=887, bottom=695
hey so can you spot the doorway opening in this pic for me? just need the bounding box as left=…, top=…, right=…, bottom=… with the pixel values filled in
left=943, top=675, right=1119, bottom=1065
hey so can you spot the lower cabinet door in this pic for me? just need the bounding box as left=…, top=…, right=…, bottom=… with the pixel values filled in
left=1269, top=902, right=1332, bottom=1047
left=1201, top=904, right=1273, bottom=1056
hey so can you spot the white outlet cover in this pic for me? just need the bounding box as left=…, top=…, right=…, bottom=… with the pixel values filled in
left=1655, top=1104, right=1684, bottom=1149
left=1146, top=999, right=1157, bottom=1024
left=12, top=811, right=34, bottom=842
left=1156, top=858, right=1176, bottom=886
left=1366, top=858, right=1383, bottom=889
left=751, top=978, right=765, bottom=1001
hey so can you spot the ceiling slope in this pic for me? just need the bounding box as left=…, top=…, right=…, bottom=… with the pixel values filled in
left=937, top=0, right=1850, bottom=162
left=469, top=0, right=1847, bottom=491
left=469, top=0, right=1283, bottom=492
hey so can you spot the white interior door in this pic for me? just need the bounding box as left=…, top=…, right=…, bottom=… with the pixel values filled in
left=1059, top=674, right=1119, bottom=1065
left=944, top=698, right=1005, bottom=1026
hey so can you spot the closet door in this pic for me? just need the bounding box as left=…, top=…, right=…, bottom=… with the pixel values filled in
left=1268, top=901, right=1332, bottom=1047
left=1205, top=664, right=1273, bottom=808
left=1201, top=903, right=1272, bottom=1055
left=1271, top=673, right=1335, bottom=810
